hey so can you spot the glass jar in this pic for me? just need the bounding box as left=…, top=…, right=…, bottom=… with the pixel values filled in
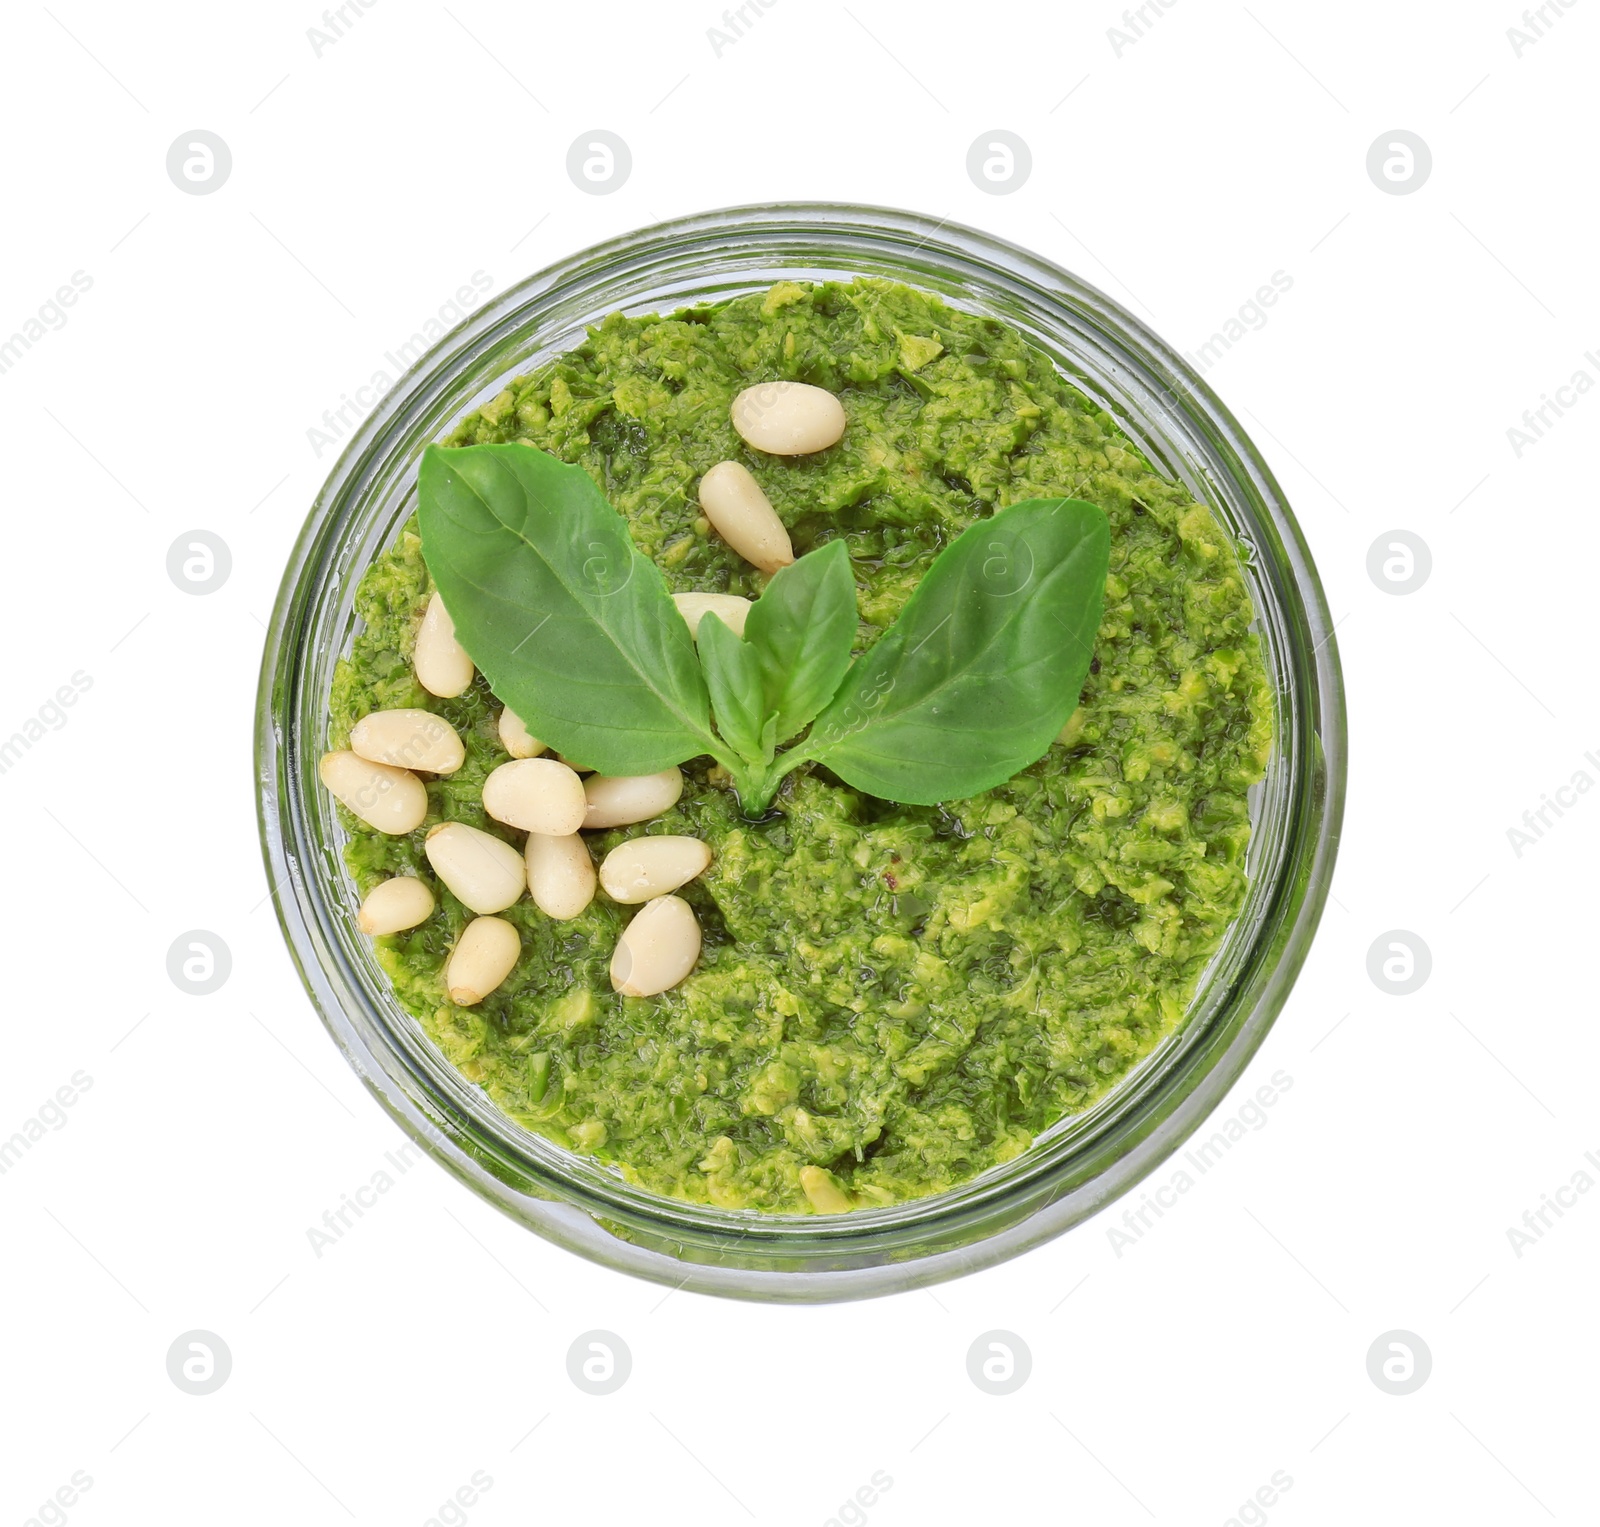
left=255, top=203, right=1345, bottom=1302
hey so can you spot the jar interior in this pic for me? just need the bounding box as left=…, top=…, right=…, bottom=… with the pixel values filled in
left=261, top=206, right=1339, bottom=1297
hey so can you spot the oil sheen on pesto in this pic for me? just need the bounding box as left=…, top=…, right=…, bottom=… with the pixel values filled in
left=329, top=278, right=1273, bottom=1214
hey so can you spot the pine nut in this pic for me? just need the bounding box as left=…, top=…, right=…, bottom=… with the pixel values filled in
left=482, top=758, right=588, bottom=834
left=424, top=821, right=526, bottom=914
left=599, top=836, right=712, bottom=904
left=319, top=750, right=428, bottom=835
left=583, top=768, right=684, bottom=829
left=414, top=591, right=475, bottom=698
left=446, top=916, right=520, bottom=1005
left=357, top=875, right=435, bottom=935
left=350, top=708, right=465, bottom=775
left=799, top=1165, right=854, bottom=1214
left=525, top=832, right=598, bottom=920
left=497, top=706, right=547, bottom=759
left=730, top=380, right=847, bottom=456
left=697, top=462, right=794, bottom=573
left=610, top=895, right=701, bottom=997
left=673, top=591, right=752, bottom=639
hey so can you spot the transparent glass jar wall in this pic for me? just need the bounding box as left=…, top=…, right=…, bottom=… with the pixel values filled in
left=256, top=204, right=1345, bottom=1303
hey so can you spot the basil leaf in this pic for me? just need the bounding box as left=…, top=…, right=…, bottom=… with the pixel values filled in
left=697, top=612, right=772, bottom=763
left=417, top=444, right=722, bottom=775
left=743, top=538, right=858, bottom=744
left=794, top=498, right=1109, bottom=805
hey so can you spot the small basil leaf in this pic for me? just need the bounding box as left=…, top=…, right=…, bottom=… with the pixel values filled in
left=696, top=612, right=771, bottom=763
left=743, top=538, right=858, bottom=744
left=798, top=498, right=1110, bottom=805
left=418, top=444, right=720, bottom=775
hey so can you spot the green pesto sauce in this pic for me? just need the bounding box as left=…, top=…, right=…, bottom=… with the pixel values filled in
left=328, top=278, right=1272, bottom=1214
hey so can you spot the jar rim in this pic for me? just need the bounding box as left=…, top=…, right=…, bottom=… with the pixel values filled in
left=255, top=201, right=1346, bottom=1300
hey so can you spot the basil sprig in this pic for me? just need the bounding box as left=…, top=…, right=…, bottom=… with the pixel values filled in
left=784, top=494, right=1111, bottom=803
left=418, top=444, right=1109, bottom=813
left=417, top=443, right=721, bottom=775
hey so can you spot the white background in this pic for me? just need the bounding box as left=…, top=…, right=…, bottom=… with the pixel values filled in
left=2, top=1, right=1596, bottom=1522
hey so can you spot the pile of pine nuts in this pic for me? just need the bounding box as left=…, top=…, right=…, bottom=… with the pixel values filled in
left=320, top=593, right=711, bottom=1004
left=323, top=380, right=848, bottom=1008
